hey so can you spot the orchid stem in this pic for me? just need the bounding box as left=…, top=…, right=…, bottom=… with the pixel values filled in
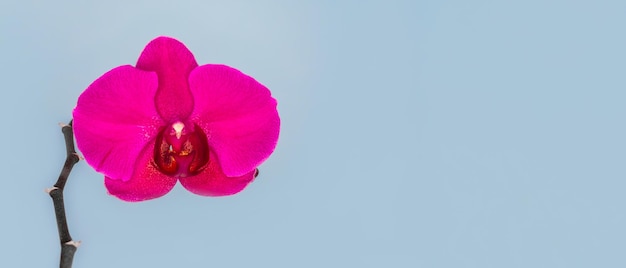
left=48, top=121, right=80, bottom=268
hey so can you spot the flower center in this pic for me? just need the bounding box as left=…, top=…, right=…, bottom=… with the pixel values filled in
left=153, top=122, right=209, bottom=177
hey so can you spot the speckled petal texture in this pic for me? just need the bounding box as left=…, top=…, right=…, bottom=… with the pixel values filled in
left=179, top=151, right=257, bottom=196
left=104, top=143, right=177, bottom=201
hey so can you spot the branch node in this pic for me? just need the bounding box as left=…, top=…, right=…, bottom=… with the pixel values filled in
left=73, top=153, right=84, bottom=161
left=45, top=187, right=59, bottom=194
left=65, top=240, right=82, bottom=248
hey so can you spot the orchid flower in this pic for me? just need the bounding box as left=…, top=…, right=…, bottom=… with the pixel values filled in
left=72, top=36, right=280, bottom=202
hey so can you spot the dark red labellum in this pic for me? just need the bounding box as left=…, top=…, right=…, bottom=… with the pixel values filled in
left=153, top=122, right=209, bottom=177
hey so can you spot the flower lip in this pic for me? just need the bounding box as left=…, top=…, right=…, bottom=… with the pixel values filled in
left=152, top=121, right=210, bottom=177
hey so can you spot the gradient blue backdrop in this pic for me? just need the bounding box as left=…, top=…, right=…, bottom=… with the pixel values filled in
left=2, top=0, right=625, bottom=267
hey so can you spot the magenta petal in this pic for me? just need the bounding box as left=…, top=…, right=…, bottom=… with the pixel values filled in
left=105, top=143, right=177, bottom=202
left=73, top=65, right=163, bottom=182
left=188, top=65, right=280, bottom=177
left=136, top=36, right=198, bottom=122
left=179, top=151, right=256, bottom=196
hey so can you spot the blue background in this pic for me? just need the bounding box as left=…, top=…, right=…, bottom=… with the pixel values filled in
left=2, top=0, right=625, bottom=267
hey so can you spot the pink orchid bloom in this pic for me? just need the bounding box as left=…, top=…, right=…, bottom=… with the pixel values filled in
left=72, top=36, right=280, bottom=202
